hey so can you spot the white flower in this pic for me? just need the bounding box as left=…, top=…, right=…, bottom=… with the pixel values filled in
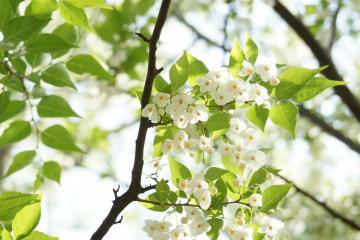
left=172, top=94, right=193, bottom=110
left=209, top=67, right=231, bottom=84
left=181, top=217, right=188, bottom=224
left=266, top=173, right=274, bottom=181
left=212, top=85, right=233, bottom=106
left=170, top=225, right=191, bottom=240
left=183, top=139, right=198, bottom=151
left=198, top=75, right=217, bottom=93
left=209, top=185, right=218, bottom=195
left=178, top=179, right=189, bottom=191
left=189, top=173, right=208, bottom=192
left=194, top=189, right=211, bottom=209
left=258, top=216, right=284, bottom=237
left=233, top=176, right=245, bottom=188
left=150, top=157, right=162, bottom=170
left=187, top=104, right=208, bottom=124
left=225, top=225, right=239, bottom=239
left=249, top=193, right=262, bottom=207
left=143, top=220, right=160, bottom=238
left=242, top=150, right=266, bottom=170
left=219, top=142, right=233, bottom=156
left=174, top=130, right=188, bottom=144
left=236, top=81, right=250, bottom=104
left=184, top=207, right=202, bottom=220
left=239, top=60, right=255, bottom=78
left=158, top=221, right=172, bottom=233
left=254, top=57, right=277, bottom=82
left=189, top=217, right=210, bottom=236
left=142, top=103, right=159, bottom=122
left=153, top=232, right=170, bottom=240
left=242, top=128, right=260, bottom=148
left=198, top=136, right=213, bottom=152
left=153, top=92, right=170, bottom=108
left=162, top=139, right=174, bottom=154
left=249, top=84, right=269, bottom=105
left=230, top=152, right=242, bottom=166
left=173, top=113, right=191, bottom=129
left=230, top=118, right=247, bottom=134
left=233, top=226, right=254, bottom=240
left=227, top=79, right=243, bottom=95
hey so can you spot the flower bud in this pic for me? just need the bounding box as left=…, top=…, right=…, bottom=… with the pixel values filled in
left=266, top=173, right=274, bottom=181
left=209, top=186, right=218, bottom=195
left=270, top=76, right=280, bottom=86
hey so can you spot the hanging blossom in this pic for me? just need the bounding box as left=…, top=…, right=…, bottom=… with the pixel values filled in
left=140, top=54, right=286, bottom=240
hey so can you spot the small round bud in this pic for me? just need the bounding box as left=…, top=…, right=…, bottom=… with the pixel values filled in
left=270, top=76, right=280, bottom=86
left=266, top=172, right=274, bottom=181
left=209, top=186, right=218, bottom=195
left=233, top=177, right=243, bottom=188
left=158, top=108, right=165, bottom=116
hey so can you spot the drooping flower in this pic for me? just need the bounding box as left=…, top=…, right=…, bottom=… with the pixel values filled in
left=189, top=217, right=210, bottom=236
left=254, top=57, right=278, bottom=82
left=258, top=215, right=285, bottom=238
left=153, top=92, right=171, bottom=108
left=142, top=103, right=159, bottom=122
left=249, top=83, right=269, bottom=106
left=170, top=225, right=191, bottom=240
left=230, top=118, right=247, bottom=135
left=162, top=139, right=174, bottom=154
left=239, top=60, right=255, bottom=78
left=249, top=193, right=263, bottom=207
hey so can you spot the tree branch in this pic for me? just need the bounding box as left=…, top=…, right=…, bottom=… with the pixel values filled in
left=328, top=0, right=342, bottom=51
left=299, top=106, right=360, bottom=154
left=273, top=0, right=360, bottom=122
left=278, top=174, right=360, bottom=231
left=90, top=1, right=172, bottom=239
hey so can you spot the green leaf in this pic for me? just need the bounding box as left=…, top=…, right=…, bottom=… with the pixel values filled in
left=205, top=112, right=230, bottom=133
left=37, top=95, right=79, bottom=118
left=58, top=1, right=93, bottom=32
left=153, top=127, right=172, bottom=157
left=229, top=39, right=244, bottom=75
left=155, top=179, right=170, bottom=204
left=204, top=167, right=229, bottom=181
left=1, top=229, right=13, bottom=240
left=154, top=76, right=171, bottom=94
left=0, top=91, right=10, bottom=110
left=66, top=54, right=113, bottom=81
left=0, top=121, right=32, bottom=148
left=186, top=53, right=208, bottom=86
left=0, top=96, right=24, bottom=123
left=169, top=53, right=189, bottom=92
left=66, top=0, right=112, bottom=9
left=3, top=16, right=49, bottom=44
left=42, top=161, right=61, bottom=183
left=273, top=66, right=326, bottom=99
left=293, top=77, right=346, bottom=102
left=0, top=0, right=15, bottom=31
left=140, top=193, right=168, bottom=212
left=13, top=202, right=41, bottom=240
left=248, top=166, right=280, bottom=187
left=168, top=157, right=192, bottom=185
left=23, top=231, right=58, bottom=240
left=41, top=125, right=84, bottom=153
left=41, top=64, right=76, bottom=89
left=4, top=150, right=36, bottom=178
left=207, top=217, right=223, bottom=240
left=27, top=0, right=58, bottom=16
left=25, top=34, right=76, bottom=53
left=269, top=103, right=298, bottom=138
left=244, top=36, right=258, bottom=64
left=52, top=23, right=79, bottom=58
left=246, top=105, right=269, bottom=131
left=0, top=192, right=40, bottom=221
left=261, top=184, right=292, bottom=213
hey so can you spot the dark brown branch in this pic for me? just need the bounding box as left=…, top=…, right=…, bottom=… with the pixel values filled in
left=90, top=1, right=172, bottom=239
left=273, top=0, right=360, bottom=122
left=299, top=106, right=360, bottom=154
left=328, top=0, right=342, bottom=51
left=278, top=174, right=360, bottom=231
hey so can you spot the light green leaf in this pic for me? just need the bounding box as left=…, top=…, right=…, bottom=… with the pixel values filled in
left=168, top=157, right=192, bottom=185
left=269, top=103, right=298, bottom=138
left=169, top=53, right=189, bottom=92
left=0, top=121, right=32, bottom=148
left=156, top=179, right=170, bottom=204
left=23, top=231, right=58, bottom=240
left=25, top=34, right=76, bottom=53
left=0, top=0, right=15, bottom=31
left=221, top=156, right=241, bottom=174
left=3, top=16, right=49, bottom=44
left=58, top=1, right=93, bottom=32
left=42, top=161, right=61, bottom=183
left=186, top=53, right=208, bottom=86
left=0, top=192, right=40, bottom=221
left=66, top=54, right=113, bottom=81
left=13, top=202, right=41, bottom=240
left=229, top=39, right=244, bottom=75
left=244, top=36, right=258, bottom=64
left=205, top=112, right=230, bottom=133
left=248, top=166, right=280, bottom=187
left=4, top=150, right=36, bottom=178
left=41, top=125, right=84, bottom=153
left=66, top=0, right=112, bottom=9
left=204, top=167, right=229, bottom=181
left=1, top=229, right=13, bottom=240
left=153, top=127, right=172, bottom=157
left=273, top=66, right=326, bottom=99
left=246, top=105, right=269, bottom=131
left=37, top=95, right=79, bottom=118
left=41, top=64, right=76, bottom=89
left=293, top=77, right=347, bottom=102
left=52, top=23, right=79, bottom=58
left=207, top=217, right=223, bottom=240
left=261, top=184, right=292, bottom=213
left=28, top=0, right=58, bottom=16
left=154, top=76, right=171, bottom=94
